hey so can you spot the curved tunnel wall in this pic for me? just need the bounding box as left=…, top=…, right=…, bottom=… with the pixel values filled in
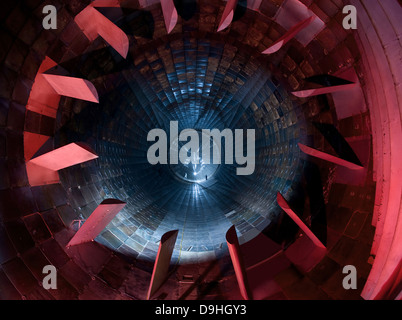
left=348, top=0, right=402, bottom=300
left=0, top=0, right=400, bottom=300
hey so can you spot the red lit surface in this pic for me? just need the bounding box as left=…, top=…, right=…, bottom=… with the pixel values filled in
left=277, top=192, right=326, bottom=250
left=26, top=57, right=61, bottom=119
left=41, top=74, right=99, bottom=104
left=29, top=143, right=98, bottom=171
left=298, top=143, right=364, bottom=170
left=23, top=132, right=50, bottom=161
left=26, top=143, right=98, bottom=186
left=74, top=5, right=129, bottom=58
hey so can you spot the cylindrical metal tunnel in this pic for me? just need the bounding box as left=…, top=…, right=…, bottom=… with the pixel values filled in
left=0, top=0, right=401, bottom=300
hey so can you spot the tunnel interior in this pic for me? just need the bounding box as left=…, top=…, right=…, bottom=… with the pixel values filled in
left=53, top=28, right=308, bottom=264
left=0, top=0, right=401, bottom=300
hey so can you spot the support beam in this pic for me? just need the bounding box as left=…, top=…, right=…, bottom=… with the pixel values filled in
left=277, top=192, right=326, bottom=250
left=66, top=199, right=126, bottom=247
left=29, top=143, right=98, bottom=171
left=161, top=0, right=178, bottom=34
left=217, top=0, right=238, bottom=32
left=25, top=162, right=60, bottom=187
left=26, top=57, right=63, bottom=118
left=292, top=82, right=357, bottom=98
left=147, top=230, right=178, bottom=300
left=298, top=143, right=364, bottom=170
left=41, top=74, right=99, bottom=103
left=27, top=57, right=99, bottom=118
left=262, top=16, right=315, bottom=54
left=26, top=143, right=98, bottom=186
left=75, top=5, right=129, bottom=58
left=226, top=225, right=252, bottom=300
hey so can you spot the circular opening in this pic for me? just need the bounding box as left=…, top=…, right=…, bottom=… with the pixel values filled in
left=54, top=13, right=308, bottom=263
left=169, top=130, right=221, bottom=183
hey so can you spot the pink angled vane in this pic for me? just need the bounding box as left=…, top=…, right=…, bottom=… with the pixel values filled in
left=75, top=5, right=129, bottom=58
left=277, top=192, right=326, bottom=250
left=67, top=199, right=127, bottom=247
left=29, top=142, right=98, bottom=171
left=161, top=0, right=179, bottom=34
left=226, top=225, right=253, bottom=300
left=27, top=143, right=99, bottom=186
left=262, top=16, right=316, bottom=55
left=41, top=74, right=99, bottom=104
left=217, top=0, right=238, bottom=32
left=298, top=143, right=364, bottom=170
left=147, top=230, right=179, bottom=300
